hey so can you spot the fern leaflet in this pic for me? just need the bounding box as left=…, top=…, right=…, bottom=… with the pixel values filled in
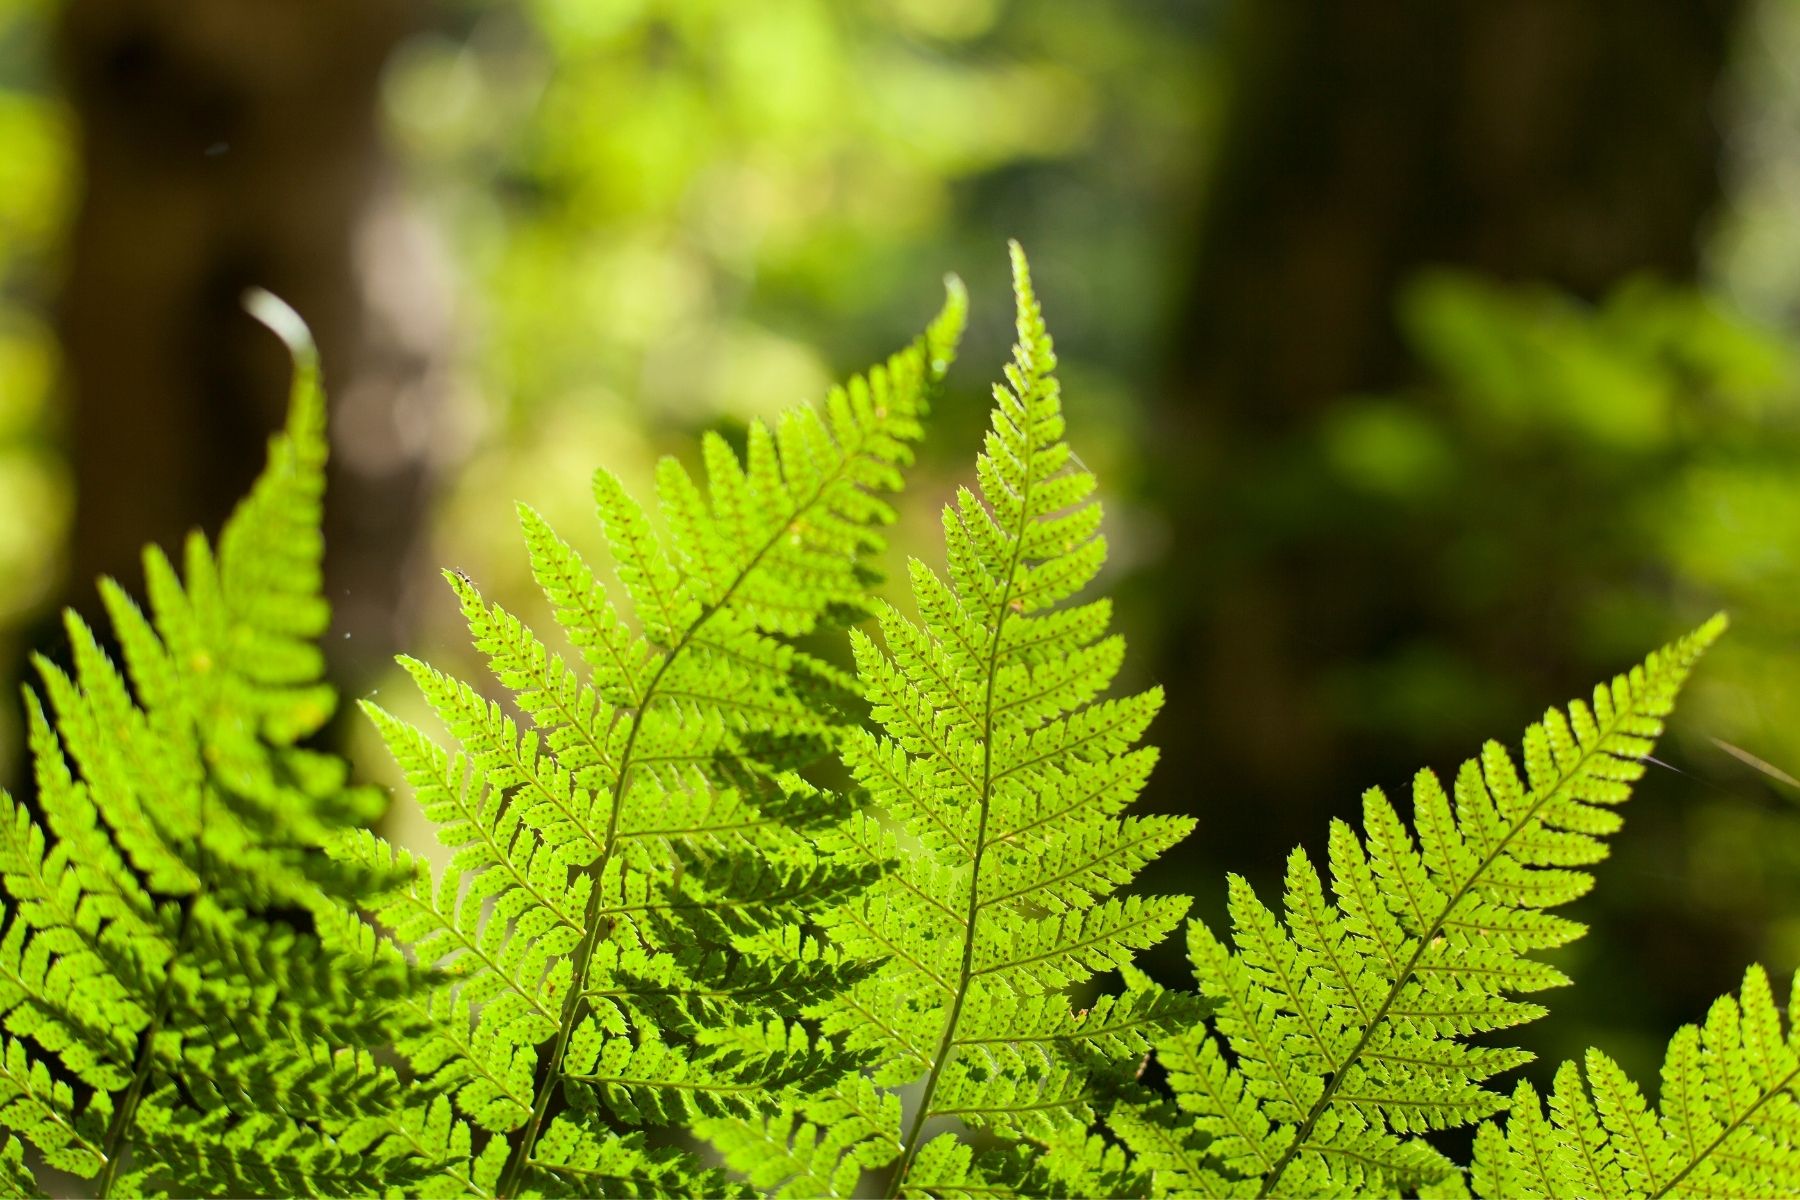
left=1115, top=616, right=1725, bottom=1197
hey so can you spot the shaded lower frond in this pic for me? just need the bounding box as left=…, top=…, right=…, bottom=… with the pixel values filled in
left=525, top=1118, right=750, bottom=1199
left=1111, top=1098, right=1247, bottom=1199
left=702, top=1076, right=903, bottom=1199
left=127, top=1104, right=433, bottom=1199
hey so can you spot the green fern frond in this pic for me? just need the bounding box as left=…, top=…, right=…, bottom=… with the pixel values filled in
left=709, top=244, right=1198, bottom=1200
left=1118, top=617, right=1725, bottom=1198
left=1471, top=963, right=1800, bottom=1200
left=341, top=281, right=968, bottom=1196
left=0, top=293, right=422, bottom=1196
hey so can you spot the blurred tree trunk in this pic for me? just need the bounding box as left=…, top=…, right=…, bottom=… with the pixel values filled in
left=49, top=0, right=448, bottom=691
left=1146, top=0, right=1744, bottom=872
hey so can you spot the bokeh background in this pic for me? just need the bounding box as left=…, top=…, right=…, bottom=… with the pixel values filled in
left=3, top=0, right=1799, bottom=1099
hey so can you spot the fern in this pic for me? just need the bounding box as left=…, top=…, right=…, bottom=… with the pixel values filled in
left=1469, top=964, right=1800, bottom=1199
left=336, top=281, right=969, bottom=1196
left=0, top=249, right=1776, bottom=1200
left=1114, top=617, right=1726, bottom=1197
left=703, top=244, right=1199, bottom=1199
left=0, top=293, right=421, bottom=1196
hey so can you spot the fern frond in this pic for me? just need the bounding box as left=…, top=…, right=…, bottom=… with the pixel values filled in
left=709, top=245, right=1197, bottom=1199
left=1120, top=617, right=1724, bottom=1197
left=0, top=293, right=422, bottom=1196
left=1471, top=964, right=1800, bottom=1200
left=343, top=282, right=968, bottom=1195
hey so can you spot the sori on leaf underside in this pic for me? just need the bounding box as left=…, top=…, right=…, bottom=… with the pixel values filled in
left=0, top=245, right=1774, bottom=1200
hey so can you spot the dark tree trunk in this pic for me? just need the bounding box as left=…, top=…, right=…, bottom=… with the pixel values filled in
left=1143, top=0, right=1744, bottom=886
left=49, top=0, right=447, bottom=690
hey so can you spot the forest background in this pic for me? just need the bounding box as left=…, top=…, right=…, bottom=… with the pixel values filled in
left=1, top=0, right=1798, bottom=1107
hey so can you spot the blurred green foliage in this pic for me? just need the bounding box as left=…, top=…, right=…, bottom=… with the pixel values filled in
left=1320, top=272, right=1798, bottom=754
left=382, top=0, right=1214, bottom=630
left=0, top=0, right=68, bottom=629
left=1715, top=0, right=1800, bottom=328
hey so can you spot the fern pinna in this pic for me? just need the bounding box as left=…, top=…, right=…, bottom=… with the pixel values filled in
left=702, top=244, right=1199, bottom=1199
left=1470, top=963, right=1800, bottom=1199
left=1112, top=616, right=1725, bottom=1197
left=336, top=282, right=969, bottom=1196
left=0, top=295, right=420, bottom=1197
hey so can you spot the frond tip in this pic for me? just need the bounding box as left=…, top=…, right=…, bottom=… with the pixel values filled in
left=1123, top=615, right=1726, bottom=1198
